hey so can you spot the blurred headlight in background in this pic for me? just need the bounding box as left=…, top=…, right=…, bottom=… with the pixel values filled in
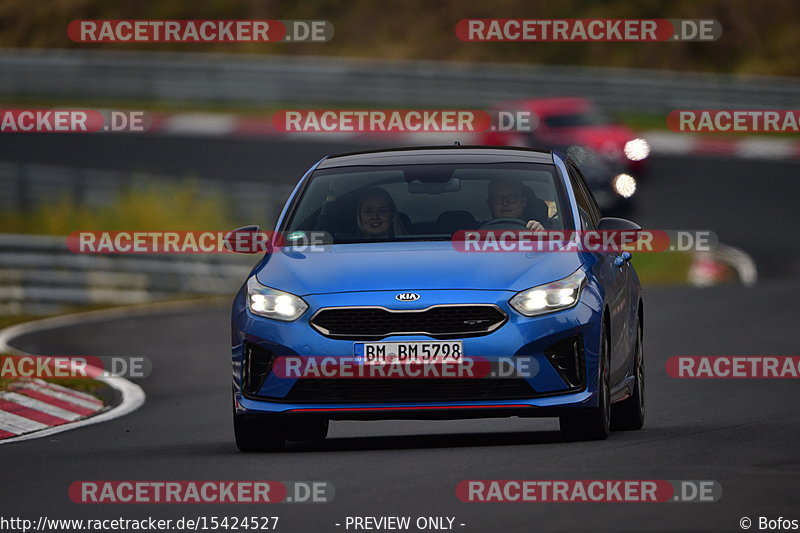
left=612, top=173, right=637, bottom=198
left=247, top=277, right=308, bottom=321
left=623, top=138, right=650, bottom=161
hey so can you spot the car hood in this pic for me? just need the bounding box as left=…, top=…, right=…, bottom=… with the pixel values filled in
left=255, top=241, right=583, bottom=296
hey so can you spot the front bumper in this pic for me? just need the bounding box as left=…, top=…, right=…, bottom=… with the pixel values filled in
left=232, top=288, right=603, bottom=419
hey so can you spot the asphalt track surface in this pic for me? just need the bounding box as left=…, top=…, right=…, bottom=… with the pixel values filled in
left=2, top=133, right=800, bottom=532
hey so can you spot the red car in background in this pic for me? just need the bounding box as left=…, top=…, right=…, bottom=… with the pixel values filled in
left=480, top=97, right=650, bottom=175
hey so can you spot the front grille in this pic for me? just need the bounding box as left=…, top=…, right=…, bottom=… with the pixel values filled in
left=310, top=305, right=507, bottom=340
left=285, top=378, right=536, bottom=403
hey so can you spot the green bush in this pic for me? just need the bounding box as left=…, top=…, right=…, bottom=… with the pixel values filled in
left=0, top=181, right=234, bottom=235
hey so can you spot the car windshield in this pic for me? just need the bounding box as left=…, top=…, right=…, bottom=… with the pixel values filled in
left=282, top=161, right=573, bottom=244
left=542, top=109, right=611, bottom=128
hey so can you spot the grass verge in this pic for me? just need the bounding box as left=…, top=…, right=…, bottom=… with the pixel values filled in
left=631, top=251, right=694, bottom=285
left=0, top=180, right=235, bottom=235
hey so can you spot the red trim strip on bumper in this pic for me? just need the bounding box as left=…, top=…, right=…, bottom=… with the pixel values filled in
left=289, top=404, right=532, bottom=413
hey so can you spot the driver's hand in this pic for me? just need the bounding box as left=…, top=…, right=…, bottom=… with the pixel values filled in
left=526, top=220, right=546, bottom=232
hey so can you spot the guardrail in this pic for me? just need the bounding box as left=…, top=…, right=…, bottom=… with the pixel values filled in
left=0, top=233, right=256, bottom=316
left=1, top=49, right=799, bottom=112
left=0, top=160, right=293, bottom=317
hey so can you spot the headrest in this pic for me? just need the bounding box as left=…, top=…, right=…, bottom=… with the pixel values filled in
left=523, top=186, right=549, bottom=224
left=437, top=210, right=477, bottom=233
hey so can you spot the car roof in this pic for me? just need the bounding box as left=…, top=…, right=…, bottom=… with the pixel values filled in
left=316, top=146, right=555, bottom=169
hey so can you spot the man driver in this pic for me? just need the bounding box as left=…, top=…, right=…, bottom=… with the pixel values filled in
left=487, top=179, right=546, bottom=231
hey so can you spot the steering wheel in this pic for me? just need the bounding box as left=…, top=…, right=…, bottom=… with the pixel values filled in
left=479, top=218, right=529, bottom=230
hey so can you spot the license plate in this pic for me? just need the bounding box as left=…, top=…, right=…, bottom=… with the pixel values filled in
left=354, top=341, right=463, bottom=364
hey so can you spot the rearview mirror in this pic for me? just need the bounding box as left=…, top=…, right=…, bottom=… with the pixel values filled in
left=407, top=177, right=461, bottom=194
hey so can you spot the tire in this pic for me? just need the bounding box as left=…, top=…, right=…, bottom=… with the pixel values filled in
left=286, top=418, right=329, bottom=441
left=234, top=413, right=286, bottom=452
left=560, top=315, right=610, bottom=441
left=611, top=315, right=645, bottom=430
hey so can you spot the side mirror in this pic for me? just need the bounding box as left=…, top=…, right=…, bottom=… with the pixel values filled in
left=597, top=217, right=641, bottom=231
left=223, top=225, right=268, bottom=254
left=598, top=218, right=640, bottom=264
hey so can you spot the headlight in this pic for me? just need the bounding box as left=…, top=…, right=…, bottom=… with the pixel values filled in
left=509, top=269, right=586, bottom=317
left=246, top=277, right=308, bottom=321
left=612, top=173, right=637, bottom=198
left=623, top=138, right=650, bottom=161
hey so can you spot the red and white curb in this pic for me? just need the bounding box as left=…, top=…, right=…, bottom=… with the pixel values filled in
left=0, top=379, right=104, bottom=440
left=0, top=306, right=155, bottom=444
left=145, top=112, right=800, bottom=161
left=640, top=131, right=800, bottom=161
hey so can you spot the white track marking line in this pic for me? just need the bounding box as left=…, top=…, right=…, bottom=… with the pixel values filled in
left=165, top=113, right=236, bottom=136
left=0, top=298, right=223, bottom=355
left=0, top=300, right=206, bottom=443
left=641, top=131, right=696, bottom=155
left=737, top=138, right=797, bottom=159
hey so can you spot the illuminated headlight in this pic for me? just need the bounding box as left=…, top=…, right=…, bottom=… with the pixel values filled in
left=612, top=173, right=637, bottom=198
left=623, top=138, right=650, bottom=161
left=246, top=277, right=308, bottom=321
left=509, top=269, right=586, bottom=317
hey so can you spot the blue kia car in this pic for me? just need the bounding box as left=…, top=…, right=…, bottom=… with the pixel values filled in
left=230, top=146, right=645, bottom=451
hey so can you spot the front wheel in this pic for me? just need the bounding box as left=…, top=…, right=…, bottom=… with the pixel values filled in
left=560, top=316, right=610, bottom=441
left=611, top=315, right=645, bottom=430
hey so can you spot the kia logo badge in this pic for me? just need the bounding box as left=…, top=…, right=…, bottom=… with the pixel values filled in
left=395, top=292, right=420, bottom=302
